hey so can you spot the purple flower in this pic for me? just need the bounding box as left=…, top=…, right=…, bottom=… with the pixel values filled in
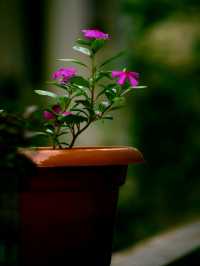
left=82, top=29, right=109, bottom=40
left=112, top=70, right=139, bottom=87
left=52, top=67, right=76, bottom=84
left=62, top=111, right=72, bottom=116
left=43, top=105, right=72, bottom=121
left=43, top=111, right=54, bottom=120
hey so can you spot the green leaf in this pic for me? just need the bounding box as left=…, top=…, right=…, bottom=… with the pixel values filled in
left=95, top=71, right=112, bottom=82
left=70, top=108, right=89, bottom=117
left=73, top=45, right=91, bottom=56
left=57, top=58, right=88, bottom=68
left=121, top=87, right=133, bottom=96
left=73, top=85, right=89, bottom=98
left=101, top=115, right=113, bottom=120
left=70, top=76, right=90, bottom=88
left=132, top=86, right=147, bottom=89
left=75, top=100, right=95, bottom=116
left=46, top=81, right=70, bottom=91
left=91, top=39, right=105, bottom=53
left=58, top=96, right=70, bottom=110
left=96, top=83, right=116, bottom=99
left=59, top=114, right=88, bottom=124
left=121, top=86, right=147, bottom=95
left=75, top=99, right=91, bottom=108
left=106, top=97, right=126, bottom=112
left=98, top=101, right=110, bottom=112
left=76, top=38, right=92, bottom=46
left=105, top=88, right=117, bottom=101
left=46, top=129, right=54, bottom=135
left=27, top=131, right=48, bottom=137
left=35, top=90, right=58, bottom=98
left=99, top=51, right=125, bottom=68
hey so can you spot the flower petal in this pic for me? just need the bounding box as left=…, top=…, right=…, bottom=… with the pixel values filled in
left=82, top=29, right=109, bottom=40
left=52, top=67, right=77, bottom=84
left=117, top=74, right=127, bottom=85
left=111, top=70, right=123, bottom=78
left=62, top=111, right=72, bottom=116
left=128, top=71, right=140, bottom=80
left=128, top=75, right=138, bottom=87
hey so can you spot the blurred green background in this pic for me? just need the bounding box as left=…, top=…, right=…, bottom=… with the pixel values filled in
left=0, top=0, right=199, bottom=257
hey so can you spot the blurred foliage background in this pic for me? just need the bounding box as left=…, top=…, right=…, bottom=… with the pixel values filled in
left=113, top=0, right=200, bottom=251
left=0, top=0, right=200, bottom=260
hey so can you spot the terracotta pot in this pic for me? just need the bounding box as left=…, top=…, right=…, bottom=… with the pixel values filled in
left=19, top=147, right=144, bottom=266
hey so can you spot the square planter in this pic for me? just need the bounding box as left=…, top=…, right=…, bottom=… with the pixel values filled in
left=19, top=147, right=143, bottom=266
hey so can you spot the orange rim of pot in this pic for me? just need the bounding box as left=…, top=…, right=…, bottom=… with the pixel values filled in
left=19, top=146, right=144, bottom=167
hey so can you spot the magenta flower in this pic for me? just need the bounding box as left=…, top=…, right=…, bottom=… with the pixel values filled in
left=82, top=29, right=109, bottom=40
left=43, top=105, right=72, bottom=121
left=43, top=111, right=54, bottom=120
left=52, top=67, right=76, bottom=84
left=62, top=111, right=72, bottom=116
left=112, top=70, right=139, bottom=87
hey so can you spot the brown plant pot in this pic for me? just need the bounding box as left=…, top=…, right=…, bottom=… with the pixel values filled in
left=19, top=146, right=144, bottom=266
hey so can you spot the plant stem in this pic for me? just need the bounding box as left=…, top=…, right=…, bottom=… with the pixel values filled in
left=91, top=55, right=95, bottom=105
left=68, top=54, right=96, bottom=148
left=69, top=121, right=92, bottom=148
left=53, top=125, right=62, bottom=149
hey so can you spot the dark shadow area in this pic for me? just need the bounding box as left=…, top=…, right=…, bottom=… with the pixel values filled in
left=167, top=248, right=200, bottom=266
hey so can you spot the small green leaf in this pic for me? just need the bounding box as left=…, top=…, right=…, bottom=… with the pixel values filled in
left=71, top=108, right=89, bottom=117
left=95, top=71, right=112, bottom=82
left=59, top=114, right=88, bottom=124
left=35, top=90, right=58, bottom=98
left=132, top=86, right=147, bottom=89
left=46, top=129, right=54, bottom=135
left=74, top=85, right=89, bottom=98
left=46, top=81, right=69, bottom=91
left=58, top=96, right=70, bottom=110
left=57, top=58, right=88, bottom=68
left=76, top=38, right=92, bottom=46
left=91, top=39, right=105, bottom=53
left=121, top=87, right=133, bottom=96
left=100, top=51, right=125, bottom=68
left=27, top=131, right=48, bottom=137
left=98, top=101, right=110, bottom=112
left=70, top=76, right=90, bottom=88
left=75, top=100, right=95, bottom=116
left=105, top=88, right=117, bottom=101
left=73, top=45, right=91, bottom=56
left=107, top=97, right=126, bottom=112
left=101, top=115, right=113, bottom=120
left=121, top=86, right=147, bottom=95
left=96, top=83, right=116, bottom=99
left=75, top=99, right=91, bottom=108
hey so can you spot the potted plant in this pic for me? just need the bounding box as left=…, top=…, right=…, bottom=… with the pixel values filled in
left=19, top=29, right=145, bottom=266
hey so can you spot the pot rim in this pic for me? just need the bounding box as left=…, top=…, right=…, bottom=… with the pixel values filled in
left=20, top=146, right=144, bottom=167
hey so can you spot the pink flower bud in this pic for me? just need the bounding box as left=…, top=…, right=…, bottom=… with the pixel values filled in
left=82, top=29, right=110, bottom=40
left=43, top=111, right=54, bottom=120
